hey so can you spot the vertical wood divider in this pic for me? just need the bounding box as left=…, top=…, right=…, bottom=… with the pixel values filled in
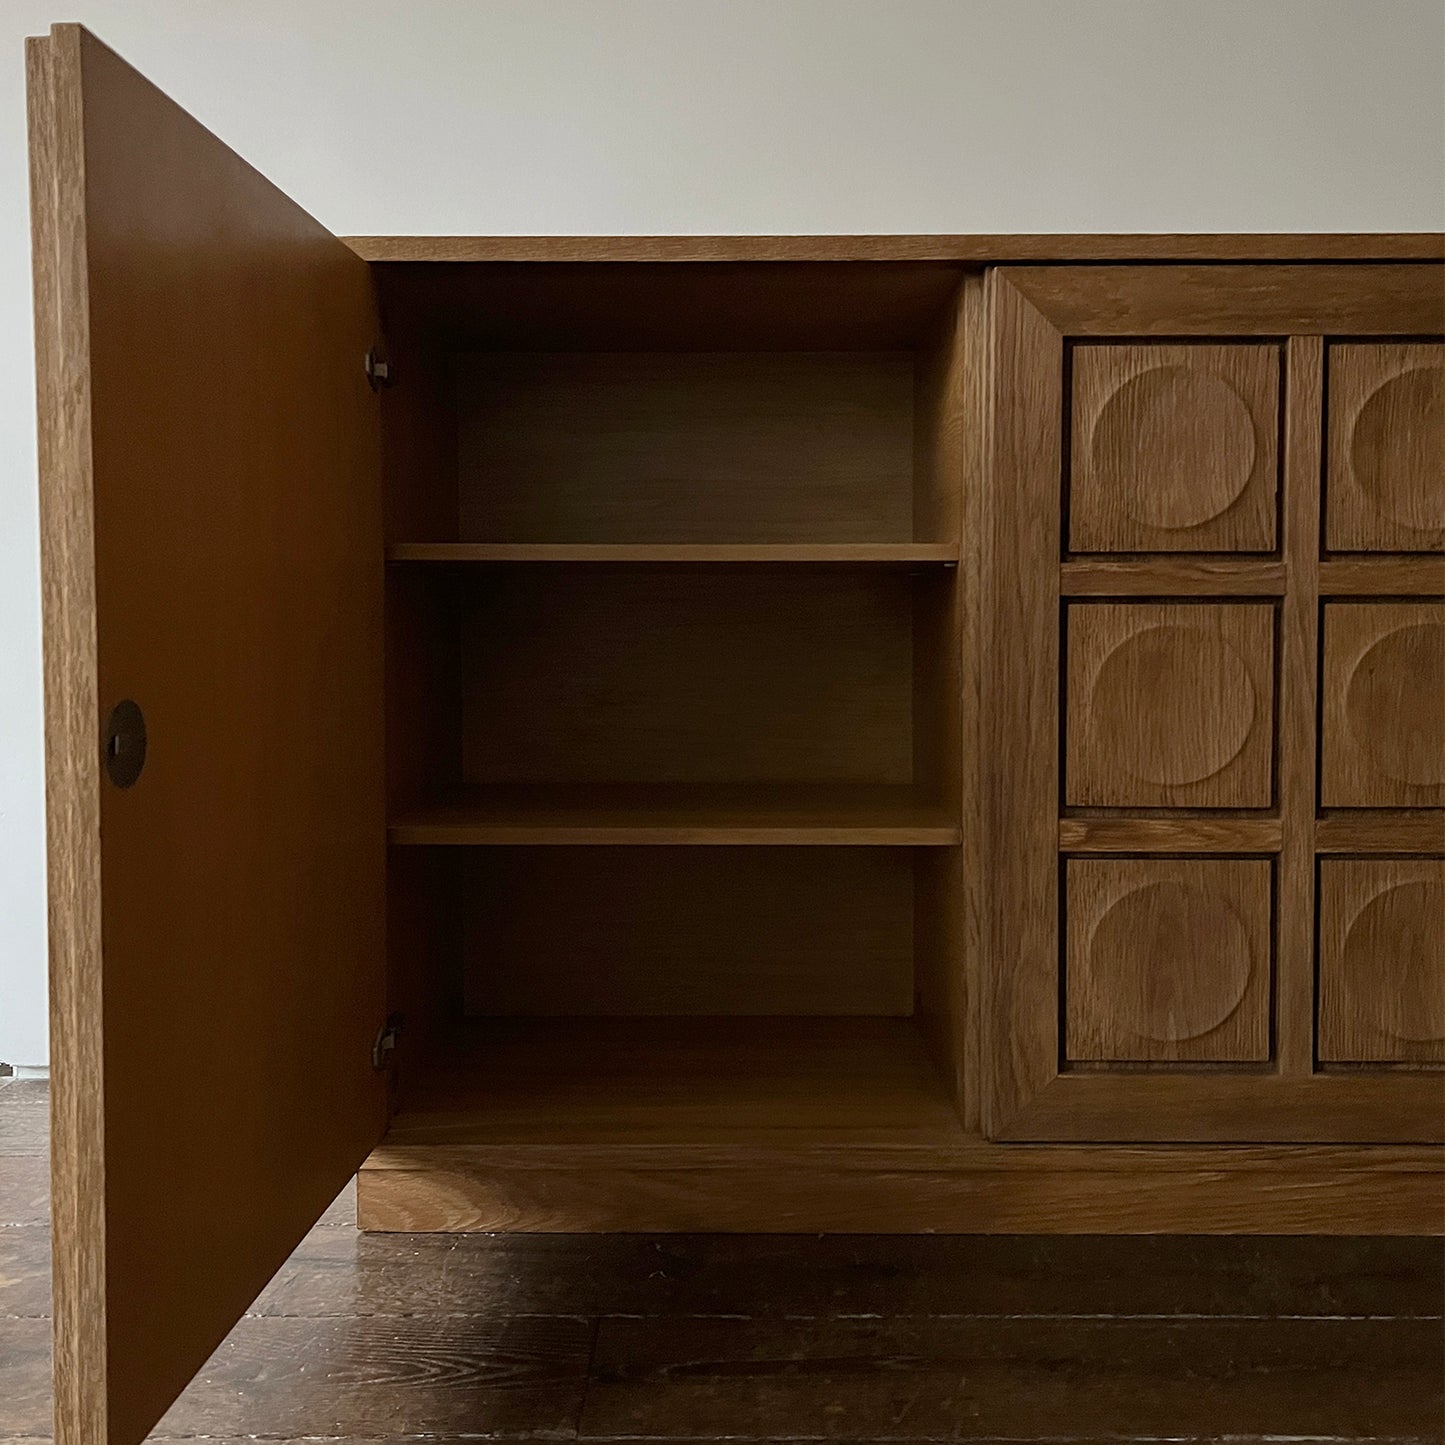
left=1277, top=336, right=1324, bottom=1078
left=958, top=273, right=988, bottom=1130
left=912, top=273, right=972, bottom=1120
left=981, top=274, right=1064, bottom=1136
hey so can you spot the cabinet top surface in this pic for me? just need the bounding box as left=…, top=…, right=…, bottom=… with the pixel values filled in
left=344, top=233, right=1445, bottom=264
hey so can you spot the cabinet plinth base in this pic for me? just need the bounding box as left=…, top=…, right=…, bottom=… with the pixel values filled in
left=357, top=1143, right=1444, bottom=1235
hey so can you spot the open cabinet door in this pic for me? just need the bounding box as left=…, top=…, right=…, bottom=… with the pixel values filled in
left=28, top=25, right=387, bottom=1445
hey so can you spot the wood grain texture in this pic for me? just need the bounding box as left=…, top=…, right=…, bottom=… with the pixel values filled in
left=378, top=306, right=459, bottom=544
left=912, top=276, right=976, bottom=1129
left=1318, top=858, right=1445, bottom=1064
left=1064, top=601, right=1276, bottom=808
left=1319, top=555, right=1445, bottom=594
left=0, top=1228, right=51, bottom=1318
left=1069, top=343, right=1280, bottom=552
left=1321, top=602, right=1445, bottom=806
left=0, top=1319, right=52, bottom=1437
left=388, top=784, right=960, bottom=846
left=151, top=1315, right=593, bottom=1439
left=980, top=272, right=1061, bottom=1138
left=372, top=259, right=965, bottom=351
left=1059, top=816, right=1282, bottom=852
left=459, top=849, right=918, bottom=1017
left=1327, top=342, right=1444, bottom=552
left=455, top=351, right=921, bottom=544
left=359, top=1143, right=1445, bottom=1234
left=453, top=567, right=927, bottom=787
left=1276, top=336, right=1324, bottom=1078
left=1005, top=264, right=1445, bottom=335
left=994, top=1070, right=1445, bottom=1143
left=0, top=1159, right=49, bottom=1228
left=381, top=1018, right=958, bottom=1148
left=1060, top=558, right=1287, bottom=595
left=1316, top=810, right=1445, bottom=853
left=25, top=31, right=104, bottom=1445
left=345, top=233, right=1445, bottom=263
left=249, top=1227, right=1445, bottom=1321
left=1064, top=858, right=1272, bottom=1062
left=581, top=1314, right=1443, bottom=1440
left=29, top=24, right=387, bottom=1445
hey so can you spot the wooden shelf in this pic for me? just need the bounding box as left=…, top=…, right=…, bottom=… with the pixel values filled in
left=379, top=1017, right=962, bottom=1149
left=388, top=784, right=961, bottom=846
left=387, top=542, right=957, bottom=565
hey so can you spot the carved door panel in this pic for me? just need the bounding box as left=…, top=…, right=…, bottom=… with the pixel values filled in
left=985, top=266, right=1444, bottom=1141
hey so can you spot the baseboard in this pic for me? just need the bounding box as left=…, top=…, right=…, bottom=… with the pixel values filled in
left=0, top=1063, right=49, bottom=1081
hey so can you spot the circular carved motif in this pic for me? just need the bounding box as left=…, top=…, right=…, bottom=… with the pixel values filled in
left=1091, top=879, right=1253, bottom=1043
left=1350, top=366, right=1445, bottom=534
left=1091, top=624, right=1255, bottom=786
left=1091, top=366, right=1257, bottom=530
left=1341, top=879, right=1445, bottom=1043
left=1344, top=620, right=1445, bottom=785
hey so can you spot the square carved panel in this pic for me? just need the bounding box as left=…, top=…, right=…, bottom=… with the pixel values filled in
left=1326, top=343, right=1445, bottom=553
left=1320, top=602, right=1445, bottom=807
left=1069, top=344, right=1280, bottom=553
left=1065, top=858, right=1272, bottom=1063
left=1318, top=859, right=1445, bottom=1064
left=1066, top=603, right=1275, bottom=808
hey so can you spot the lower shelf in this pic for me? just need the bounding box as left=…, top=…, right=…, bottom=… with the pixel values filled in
left=388, top=784, right=962, bottom=845
left=361, top=1018, right=1445, bottom=1235
left=379, top=1017, right=961, bottom=1148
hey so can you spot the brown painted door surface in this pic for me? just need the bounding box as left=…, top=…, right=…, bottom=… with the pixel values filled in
left=985, top=263, right=1444, bottom=1142
left=29, top=25, right=387, bottom=1445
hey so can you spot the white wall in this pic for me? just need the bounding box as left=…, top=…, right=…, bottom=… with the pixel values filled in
left=1, top=0, right=1442, bottom=1067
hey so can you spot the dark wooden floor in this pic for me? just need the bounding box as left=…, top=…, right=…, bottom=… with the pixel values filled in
left=1, top=1074, right=1442, bottom=1442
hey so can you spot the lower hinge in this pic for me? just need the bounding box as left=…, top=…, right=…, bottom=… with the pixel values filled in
left=364, top=347, right=395, bottom=389
left=372, top=1013, right=405, bottom=1070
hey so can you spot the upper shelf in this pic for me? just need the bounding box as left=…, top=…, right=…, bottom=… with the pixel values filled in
left=387, top=542, right=958, bottom=565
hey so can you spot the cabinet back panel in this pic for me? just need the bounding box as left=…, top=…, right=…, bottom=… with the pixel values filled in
left=455, top=352, right=916, bottom=543
left=373, top=259, right=965, bottom=351
left=460, top=568, right=918, bottom=785
left=462, top=847, right=915, bottom=1016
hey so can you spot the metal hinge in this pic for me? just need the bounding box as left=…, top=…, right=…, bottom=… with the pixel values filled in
left=364, top=347, right=394, bottom=389
left=371, top=1013, right=404, bottom=1070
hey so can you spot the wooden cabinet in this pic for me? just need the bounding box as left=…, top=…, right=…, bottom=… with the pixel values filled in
left=26, top=22, right=1445, bottom=1445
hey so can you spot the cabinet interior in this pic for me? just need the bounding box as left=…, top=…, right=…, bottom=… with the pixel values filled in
left=377, top=260, right=972, bottom=1147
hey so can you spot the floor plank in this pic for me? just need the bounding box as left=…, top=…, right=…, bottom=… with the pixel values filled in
left=316, top=1176, right=359, bottom=1228
left=258, top=1229, right=1445, bottom=1321
left=151, top=1315, right=594, bottom=1439
left=0, top=1085, right=47, bottom=1159
left=0, top=1227, right=49, bottom=1318
left=0, top=1159, right=48, bottom=1228
left=0, top=1318, right=52, bottom=1437
left=583, top=1315, right=1445, bottom=1440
